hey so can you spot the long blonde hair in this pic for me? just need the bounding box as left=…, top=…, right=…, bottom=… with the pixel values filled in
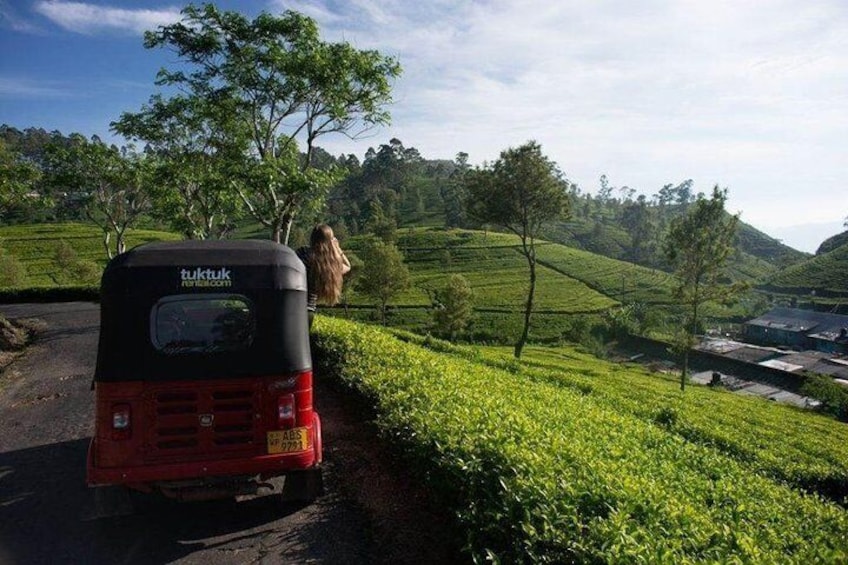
left=309, top=224, right=344, bottom=305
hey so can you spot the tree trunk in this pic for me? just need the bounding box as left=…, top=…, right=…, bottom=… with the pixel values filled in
left=379, top=300, right=388, bottom=326
left=102, top=231, right=112, bottom=260
left=283, top=216, right=294, bottom=246
left=514, top=253, right=536, bottom=359
left=115, top=228, right=127, bottom=256
left=682, top=294, right=699, bottom=392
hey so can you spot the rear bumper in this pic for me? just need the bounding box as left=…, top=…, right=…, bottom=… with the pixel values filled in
left=86, top=439, right=317, bottom=487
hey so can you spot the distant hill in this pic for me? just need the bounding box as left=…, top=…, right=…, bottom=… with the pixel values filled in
left=735, top=222, right=809, bottom=267
left=816, top=230, right=848, bottom=255
left=536, top=215, right=805, bottom=285
left=762, top=242, right=848, bottom=297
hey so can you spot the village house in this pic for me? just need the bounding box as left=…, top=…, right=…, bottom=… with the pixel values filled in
left=743, top=307, right=848, bottom=355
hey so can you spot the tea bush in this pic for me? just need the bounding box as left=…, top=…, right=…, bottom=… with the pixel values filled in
left=313, top=317, right=848, bottom=563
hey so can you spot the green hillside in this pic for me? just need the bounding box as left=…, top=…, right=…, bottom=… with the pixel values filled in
left=763, top=242, right=848, bottom=297
left=0, top=223, right=179, bottom=288
left=735, top=222, right=809, bottom=267
left=533, top=242, right=676, bottom=304
left=535, top=215, right=800, bottom=284
left=313, top=317, right=848, bottom=563
left=346, top=228, right=619, bottom=313
left=817, top=230, right=848, bottom=256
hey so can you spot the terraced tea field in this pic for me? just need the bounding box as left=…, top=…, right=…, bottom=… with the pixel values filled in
left=0, top=223, right=178, bottom=287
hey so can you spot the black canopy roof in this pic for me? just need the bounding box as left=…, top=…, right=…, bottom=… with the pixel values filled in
left=101, top=239, right=307, bottom=295
left=95, top=240, right=311, bottom=383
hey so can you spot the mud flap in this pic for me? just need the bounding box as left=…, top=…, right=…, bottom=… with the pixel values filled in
left=80, top=486, right=135, bottom=520
left=281, top=467, right=324, bottom=502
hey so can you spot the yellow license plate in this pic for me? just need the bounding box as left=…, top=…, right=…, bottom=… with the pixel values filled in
left=267, top=427, right=309, bottom=454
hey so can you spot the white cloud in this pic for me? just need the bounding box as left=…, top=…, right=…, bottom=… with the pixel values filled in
left=34, top=1, right=181, bottom=35
left=0, top=0, right=43, bottom=33
left=284, top=0, right=847, bottom=232
left=0, top=76, right=71, bottom=97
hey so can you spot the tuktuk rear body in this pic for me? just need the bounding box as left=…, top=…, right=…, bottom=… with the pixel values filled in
left=87, top=240, right=322, bottom=501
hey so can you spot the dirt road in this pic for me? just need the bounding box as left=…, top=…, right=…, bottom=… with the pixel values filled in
left=0, top=303, right=460, bottom=564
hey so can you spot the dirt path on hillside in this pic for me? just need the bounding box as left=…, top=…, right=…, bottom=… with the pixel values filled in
left=0, top=302, right=462, bottom=564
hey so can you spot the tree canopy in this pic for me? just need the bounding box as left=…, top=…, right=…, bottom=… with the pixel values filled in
left=663, top=186, right=742, bottom=390
left=464, top=140, right=570, bottom=358
left=119, top=3, right=402, bottom=244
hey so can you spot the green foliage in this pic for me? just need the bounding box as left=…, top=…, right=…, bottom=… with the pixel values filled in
left=42, top=136, right=151, bottom=257
left=664, top=187, right=743, bottom=388
left=112, top=95, right=244, bottom=240
left=432, top=274, right=474, bottom=340
left=52, top=241, right=100, bottom=286
left=0, top=139, right=44, bottom=223
left=138, top=3, right=401, bottom=243
left=0, top=223, right=178, bottom=287
left=347, top=228, right=618, bottom=313
left=817, top=231, right=848, bottom=256
left=364, top=200, right=397, bottom=243
left=735, top=222, right=809, bottom=267
left=357, top=239, right=411, bottom=323
left=801, top=373, right=848, bottom=421
left=463, top=141, right=571, bottom=357
left=463, top=141, right=570, bottom=237
left=764, top=242, right=848, bottom=297
left=0, top=246, right=26, bottom=287
left=534, top=243, right=676, bottom=305
left=313, top=318, right=848, bottom=563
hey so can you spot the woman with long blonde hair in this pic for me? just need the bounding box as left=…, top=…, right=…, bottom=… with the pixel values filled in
left=296, top=224, right=351, bottom=326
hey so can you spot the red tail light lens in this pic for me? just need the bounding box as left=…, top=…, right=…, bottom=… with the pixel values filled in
left=111, top=403, right=131, bottom=440
left=277, top=394, right=295, bottom=429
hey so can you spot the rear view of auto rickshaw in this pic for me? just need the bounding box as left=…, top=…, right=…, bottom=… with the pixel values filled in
left=87, top=240, right=323, bottom=504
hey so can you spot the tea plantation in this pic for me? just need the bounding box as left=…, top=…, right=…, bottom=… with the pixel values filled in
left=0, top=223, right=179, bottom=287
left=313, top=317, right=848, bottom=563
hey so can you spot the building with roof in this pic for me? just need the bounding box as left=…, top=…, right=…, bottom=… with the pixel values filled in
left=743, top=307, right=848, bottom=354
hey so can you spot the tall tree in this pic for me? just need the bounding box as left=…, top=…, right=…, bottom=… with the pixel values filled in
left=113, top=95, right=243, bottom=240
left=357, top=239, right=410, bottom=325
left=0, top=139, right=43, bottom=223
left=464, top=141, right=571, bottom=358
left=441, top=152, right=470, bottom=228
left=663, top=186, right=742, bottom=391
left=45, top=136, right=150, bottom=258
left=137, top=4, right=401, bottom=244
left=621, top=194, right=656, bottom=264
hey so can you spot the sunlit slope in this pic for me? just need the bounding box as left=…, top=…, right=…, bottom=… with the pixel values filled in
left=315, top=318, right=848, bottom=563
left=349, top=228, right=620, bottom=313
left=0, top=223, right=180, bottom=287
left=533, top=242, right=676, bottom=304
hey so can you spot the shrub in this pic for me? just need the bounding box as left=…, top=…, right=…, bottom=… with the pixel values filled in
left=801, top=373, right=848, bottom=422
left=52, top=241, right=102, bottom=285
left=312, top=318, right=848, bottom=563
left=432, top=274, right=474, bottom=341
left=0, top=248, right=26, bottom=288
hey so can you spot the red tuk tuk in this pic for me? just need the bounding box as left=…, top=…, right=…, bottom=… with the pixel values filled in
left=87, top=240, right=322, bottom=502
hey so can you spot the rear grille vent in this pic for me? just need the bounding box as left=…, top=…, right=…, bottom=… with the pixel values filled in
left=149, top=385, right=258, bottom=460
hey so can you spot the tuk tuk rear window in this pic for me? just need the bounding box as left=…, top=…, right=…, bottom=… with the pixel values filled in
left=151, top=294, right=255, bottom=354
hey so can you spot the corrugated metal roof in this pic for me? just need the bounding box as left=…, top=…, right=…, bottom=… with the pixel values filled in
left=745, top=307, right=848, bottom=335
left=759, top=359, right=805, bottom=372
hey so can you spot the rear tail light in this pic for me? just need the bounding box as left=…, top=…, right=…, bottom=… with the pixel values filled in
left=277, top=394, right=295, bottom=429
left=111, top=403, right=131, bottom=440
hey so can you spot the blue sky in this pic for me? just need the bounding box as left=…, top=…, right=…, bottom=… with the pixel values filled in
left=1, top=0, right=846, bottom=252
